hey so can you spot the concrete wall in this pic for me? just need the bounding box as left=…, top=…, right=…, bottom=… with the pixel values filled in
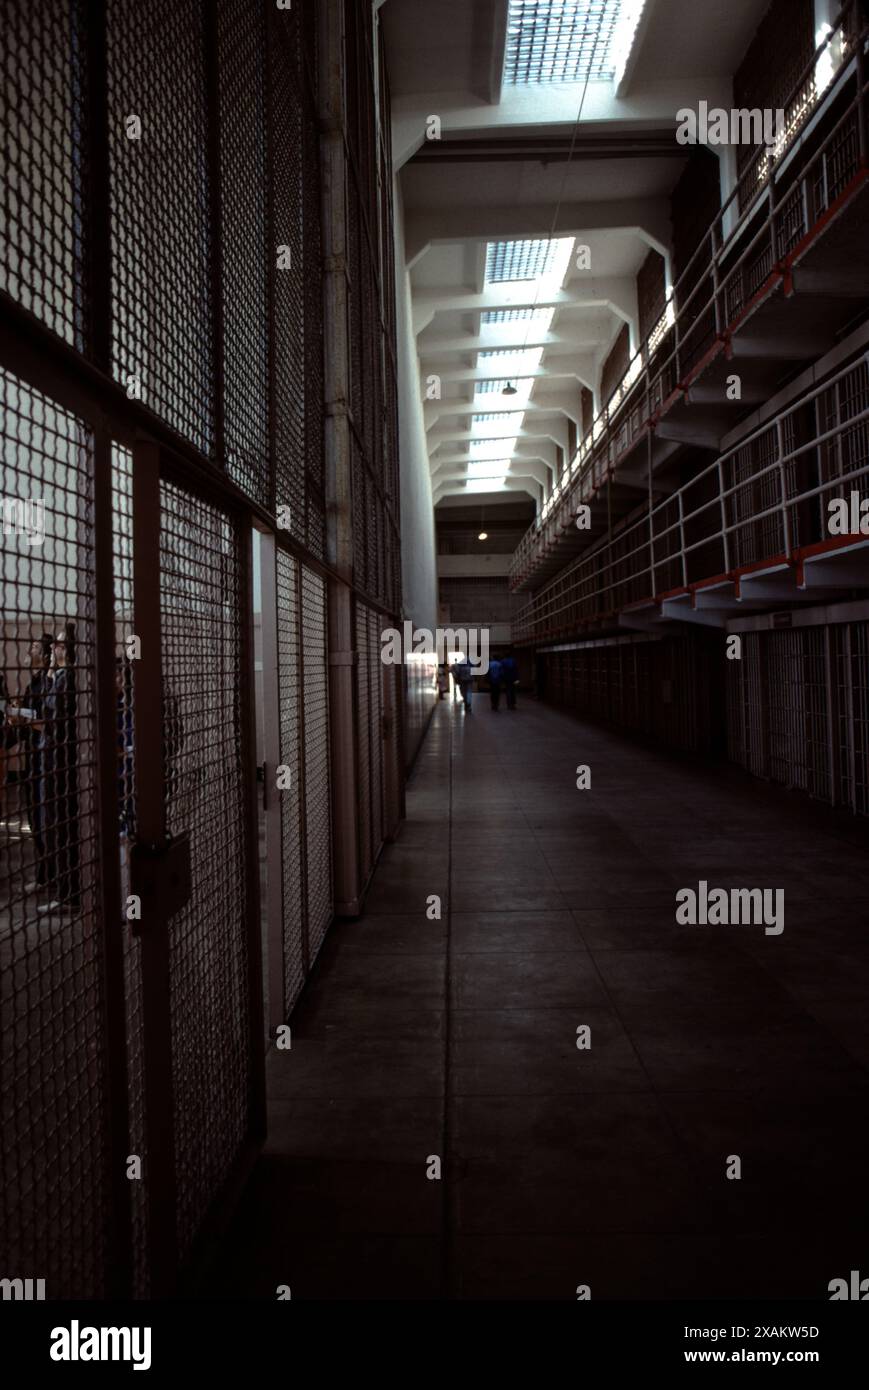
left=394, top=177, right=438, bottom=637
left=393, top=177, right=438, bottom=764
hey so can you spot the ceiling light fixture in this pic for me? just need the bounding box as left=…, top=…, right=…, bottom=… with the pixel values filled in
left=478, top=531, right=488, bottom=540
left=502, top=381, right=518, bottom=395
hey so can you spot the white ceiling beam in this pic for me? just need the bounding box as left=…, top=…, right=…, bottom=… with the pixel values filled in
left=432, top=475, right=544, bottom=505
left=429, top=417, right=570, bottom=451
left=391, top=78, right=732, bottom=169
left=413, top=276, right=637, bottom=333
left=418, top=327, right=605, bottom=357
left=425, top=390, right=583, bottom=429
left=405, top=199, right=671, bottom=265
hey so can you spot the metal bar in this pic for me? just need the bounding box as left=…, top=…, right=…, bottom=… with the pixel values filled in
left=85, top=0, right=111, bottom=370
left=776, top=415, right=792, bottom=556
left=131, top=440, right=178, bottom=1296
left=297, top=555, right=311, bottom=974
left=845, top=622, right=858, bottom=811
left=677, top=488, right=688, bottom=587
left=92, top=426, right=134, bottom=1298
left=321, top=0, right=362, bottom=914
left=204, top=2, right=225, bottom=467
left=264, top=2, right=277, bottom=517
left=259, top=530, right=285, bottom=1037
left=824, top=625, right=840, bottom=806
left=239, top=522, right=267, bottom=1136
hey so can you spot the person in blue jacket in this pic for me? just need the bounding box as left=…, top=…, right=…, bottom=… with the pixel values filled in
left=501, top=653, right=519, bottom=709
left=488, top=657, right=503, bottom=711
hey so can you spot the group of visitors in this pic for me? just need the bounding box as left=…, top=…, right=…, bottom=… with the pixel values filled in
left=1, top=626, right=81, bottom=913
left=446, top=652, right=519, bottom=714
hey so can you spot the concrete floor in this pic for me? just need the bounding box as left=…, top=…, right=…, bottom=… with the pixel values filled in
left=214, top=695, right=869, bottom=1300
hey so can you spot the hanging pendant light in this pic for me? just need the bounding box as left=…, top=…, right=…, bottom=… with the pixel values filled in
left=502, top=381, right=517, bottom=396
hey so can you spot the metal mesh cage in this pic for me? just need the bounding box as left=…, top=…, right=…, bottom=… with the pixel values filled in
left=218, top=0, right=269, bottom=503
left=159, top=479, right=250, bottom=1259
left=106, top=0, right=214, bottom=457
left=301, top=563, right=332, bottom=963
left=0, top=368, right=112, bottom=1297
left=270, top=12, right=306, bottom=546
left=276, top=546, right=305, bottom=1011
left=0, top=0, right=90, bottom=350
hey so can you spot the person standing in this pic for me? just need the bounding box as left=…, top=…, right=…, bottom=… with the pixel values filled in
left=501, top=653, right=519, bottom=710
left=18, top=635, right=53, bottom=889
left=488, top=656, right=503, bottom=711
left=454, top=656, right=474, bottom=713
left=39, top=624, right=80, bottom=915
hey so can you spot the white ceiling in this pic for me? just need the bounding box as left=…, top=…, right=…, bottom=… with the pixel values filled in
left=382, top=0, right=771, bottom=506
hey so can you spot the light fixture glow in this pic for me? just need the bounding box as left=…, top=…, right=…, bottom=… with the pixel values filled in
left=478, top=531, right=488, bottom=540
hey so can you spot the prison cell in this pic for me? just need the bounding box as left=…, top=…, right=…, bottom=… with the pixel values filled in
left=0, top=371, right=115, bottom=1298
left=538, top=634, right=721, bottom=756
left=1, top=0, right=402, bottom=1298
left=728, top=622, right=869, bottom=815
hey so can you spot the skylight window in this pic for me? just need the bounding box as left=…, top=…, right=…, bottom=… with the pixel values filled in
left=475, top=379, right=517, bottom=396
left=482, top=307, right=550, bottom=324
left=503, top=0, right=625, bottom=86
left=486, top=238, right=561, bottom=283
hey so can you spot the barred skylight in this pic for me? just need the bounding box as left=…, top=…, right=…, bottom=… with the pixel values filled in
left=486, top=238, right=560, bottom=282
left=482, top=307, right=551, bottom=324
left=503, top=0, right=625, bottom=85
left=475, top=379, right=516, bottom=395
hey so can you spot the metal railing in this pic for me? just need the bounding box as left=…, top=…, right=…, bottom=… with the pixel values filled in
left=510, top=0, right=868, bottom=590
left=515, top=353, right=869, bottom=642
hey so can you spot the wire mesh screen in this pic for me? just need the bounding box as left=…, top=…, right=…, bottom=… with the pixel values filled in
left=303, top=81, right=326, bottom=562
left=159, top=479, right=251, bottom=1260
left=218, top=0, right=269, bottom=503
left=106, top=0, right=214, bottom=457
left=301, top=563, right=332, bottom=963
left=0, top=368, right=112, bottom=1296
left=355, top=600, right=373, bottom=882
left=368, top=607, right=384, bottom=848
left=111, top=443, right=148, bottom=1298
left=345, top=0, right=401, bottom=618
left=270, top=13, right=306, bottom=547
left=0, top=0, right=89, bottom=350
left=276, top=546, right=305, bottom=1012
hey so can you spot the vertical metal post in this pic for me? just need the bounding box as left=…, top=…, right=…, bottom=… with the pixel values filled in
left=93, top=428, right=133, bottom=1300
left=259, top=530, right=284, bottom=1036
left=856, top=17, right=866, bottom=166
left=204, top=3, right=225, bottom=467
left=131, top=440, right=178, bottom=1297
left=710, top=224, right=722, bottom=337
left=824, top=625, right=839, bottom=807
left=86, top=0, right=133, bottom=1300
left=845, top=623, right=857, bottom=811
left=834, top=378, right=844, bottom=479
left=718, top=459, right=731, bottom=572
left=776, top=415, right=792, bottom=556
left=768, top=141, right=779, bottom=266
left=321, top=0, right=362, bottom=914
left=239, top=525, right=267, bottom=1138
left=677, top=489, right=688, bottom=587
left=263, top=5, right=277, bottom=515
left=647, top=425, right=656, bottom=593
